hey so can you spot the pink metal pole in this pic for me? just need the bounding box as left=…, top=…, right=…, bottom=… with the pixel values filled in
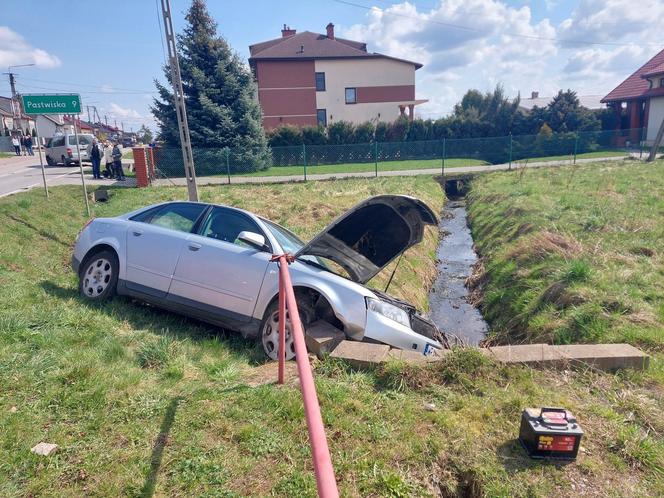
left=277, top=275, right=286, bottom=385
left=278, top=255, right=339, bottom=498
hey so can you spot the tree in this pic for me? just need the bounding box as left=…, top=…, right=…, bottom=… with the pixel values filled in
left=544, top=90, right=600, bottom=133
left=136, top=124, right=153, bottom=144
left=151, top=0, right=269, bottom=169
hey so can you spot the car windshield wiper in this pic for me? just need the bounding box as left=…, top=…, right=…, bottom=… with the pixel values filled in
left=296, top=256, right=329, bottom=272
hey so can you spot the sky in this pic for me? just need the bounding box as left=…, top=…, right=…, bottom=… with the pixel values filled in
left=1, top=0, right=662, bottom=131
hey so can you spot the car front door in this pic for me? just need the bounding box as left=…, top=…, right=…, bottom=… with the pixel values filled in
left=124, top=203, right=208, bottom=298
left=168, top=207, right=272, bottom=321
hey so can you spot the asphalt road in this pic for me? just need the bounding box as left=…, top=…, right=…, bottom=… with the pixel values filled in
left=0, top=154, right=82, bottom=197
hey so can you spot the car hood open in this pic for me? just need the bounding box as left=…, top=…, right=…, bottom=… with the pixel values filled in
left=295, top=195, right=438, bottom=284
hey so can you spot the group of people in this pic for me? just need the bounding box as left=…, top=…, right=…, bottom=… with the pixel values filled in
left=11, top=135, right=34, bottom=156
left=89, top=139, right=126, bottom=181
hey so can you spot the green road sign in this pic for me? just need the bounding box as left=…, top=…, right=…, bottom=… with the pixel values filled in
left=22, top=94, right=81, bottom=115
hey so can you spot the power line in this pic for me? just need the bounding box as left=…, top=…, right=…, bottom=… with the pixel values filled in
left=332, top=0, right=662, bottom=48
left=17, top=76, right=154, bottom=94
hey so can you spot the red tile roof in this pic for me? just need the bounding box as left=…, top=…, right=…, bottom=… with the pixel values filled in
left=249, top=30, right=423, bottom=69
left=642, top=62, right=664, bottom=79
left=602, top=47, right=664, bottom=102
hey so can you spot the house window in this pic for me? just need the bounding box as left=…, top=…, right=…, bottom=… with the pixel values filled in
left=317, top=109, right=327, bottom=126
left=345, top=87, right=357, bottom=104
left=315, top=72, right=326, bottom=91
left=660, top=77, right=664, bottom=88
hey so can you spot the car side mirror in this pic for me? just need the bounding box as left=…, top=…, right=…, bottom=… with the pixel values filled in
left=237, top=231, right=269, bottom=251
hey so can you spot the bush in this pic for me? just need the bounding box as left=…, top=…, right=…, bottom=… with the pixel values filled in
left=353, top=121, right=375, bottom=143
left=267, top=125, right=302, bottom=147
left=327, top=121, right=355, bottom=145
left=301, top=125, right=327, bottom=145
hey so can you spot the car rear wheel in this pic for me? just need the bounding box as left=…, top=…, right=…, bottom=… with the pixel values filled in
left=46, top=155, right=54, bottom=166
left=260, top=299, right=314, bottom=361
left=79, top=250, right=119, bottom=301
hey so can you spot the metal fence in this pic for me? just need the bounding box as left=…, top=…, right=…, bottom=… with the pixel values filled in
left=149, top=128, right=646, bottom=181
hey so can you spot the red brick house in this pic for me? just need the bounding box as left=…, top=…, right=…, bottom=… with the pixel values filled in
left=249, top=23, right=427, bottom=129
left=602, top=47, right=664, bottom=145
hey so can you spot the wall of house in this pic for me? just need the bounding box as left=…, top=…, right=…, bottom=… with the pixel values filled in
left=314, top=58, right=416, bottom=124
left=36, top=116, right=58, bottom=139
left=255, top=60, right=317, bottom=129
left=646, top=96, right=664, bottom=143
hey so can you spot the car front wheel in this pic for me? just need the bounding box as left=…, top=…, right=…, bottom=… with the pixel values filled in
left=79, top=250, right=119, bottom=301
left=260, top=299, right=314, bottom=361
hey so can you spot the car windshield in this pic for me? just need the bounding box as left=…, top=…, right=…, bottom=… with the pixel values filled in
left=262, top=219, right=304, bottom=253
left=262, top=219, right=335, bottom=273
left=68, top=135, right=93, bottom=146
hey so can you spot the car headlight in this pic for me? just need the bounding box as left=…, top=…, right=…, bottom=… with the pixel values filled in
left=366, top=297, right=410, bottom=328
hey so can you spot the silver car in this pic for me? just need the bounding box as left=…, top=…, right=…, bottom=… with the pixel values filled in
left=71, top=195, right=446, bottom=359
left=45, top=133, right=94, bottom=166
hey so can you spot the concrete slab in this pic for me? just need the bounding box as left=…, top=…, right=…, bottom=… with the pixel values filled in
left=552, top=344, right=649, bottom=371
left=488, top=344, right=567, bottom=367
left=329, top=340, right=390, bottom=369
left=387, top=348, right=449, bottom=364
left=31, top=442, right=58, bottom=456
left=305, top=320, right=346, bottom=358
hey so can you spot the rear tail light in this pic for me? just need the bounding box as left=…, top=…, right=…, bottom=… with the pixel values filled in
left=67, top=147, right=73, bottom=157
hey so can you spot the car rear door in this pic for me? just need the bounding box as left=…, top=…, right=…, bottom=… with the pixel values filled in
left=168, top=206, right=272, bottom=321
left=124, top=203, right=208, bottom=298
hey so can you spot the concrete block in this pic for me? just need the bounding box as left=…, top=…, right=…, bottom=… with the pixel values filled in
left=488, top=344, right=567, bottom=367
left=305, top=320, right=345, bottom=357
left=552, top=343, right=649, bottom=371
left=31, top=442, right=58, bottom=456
left=387, top=348, right=449, bottom=364
left=329, top=340, right=390, bottom=369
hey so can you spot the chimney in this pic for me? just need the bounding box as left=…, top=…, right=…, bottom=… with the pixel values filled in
left=531, top=91, right=539, bottom=99
left=281, top=24, right=296, bottom=38
left=326, top=22, right=335, bottom=40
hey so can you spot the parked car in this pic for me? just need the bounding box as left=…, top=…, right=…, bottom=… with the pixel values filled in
left=45, top=133, right=95, bottom=166
left=71, top=196, right=447, bottom=359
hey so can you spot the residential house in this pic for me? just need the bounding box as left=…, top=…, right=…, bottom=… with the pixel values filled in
left=249, top=23, right=427, bottom=129
left=35, top=114, right=65, bottom=139
left=518, top=91, right=605, bottom=113
left=0, top=95, right=35, bottom=135
left=602, top=47, right=664, bottom=145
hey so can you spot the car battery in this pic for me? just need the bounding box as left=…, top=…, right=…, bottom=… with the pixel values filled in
left=519, top=407, right=583, bottom=460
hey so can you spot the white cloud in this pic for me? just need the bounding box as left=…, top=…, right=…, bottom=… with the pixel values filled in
left=0, top=26, right=61, bottom=68
left=108, top=103, right=142, bottom=120
left=338, top=0, right=664, bottom=118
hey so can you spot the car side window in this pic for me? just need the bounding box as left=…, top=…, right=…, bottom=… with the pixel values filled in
left=200, top=207, right=265, bottom=248
left=132, top=203, right=207, bottom=233
left=53, top=136, right=64, bottom=147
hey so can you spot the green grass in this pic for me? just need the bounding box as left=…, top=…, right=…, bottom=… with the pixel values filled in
left=0, top=151, right=17, bottom=159
left=232, top=158, right=486, bottom=177
left=467, top=159, right=664, bottom=349
left=1, top=171, right=663, bottom=496
left=512, top=149, right=630, bottom=164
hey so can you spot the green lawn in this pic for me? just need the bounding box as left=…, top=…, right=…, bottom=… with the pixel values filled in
left=1, top=171, right=662, bottom=496
left=0, top=152, right=16, bottom=159
left=511, top=149, right=630, bottom=164
left=233, top=157, right=486, bottom=178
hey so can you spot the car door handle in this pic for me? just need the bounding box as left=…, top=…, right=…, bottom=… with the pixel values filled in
left=188, top=242, right=202, bottom=252
left=132, top=230, right=143, bottom=237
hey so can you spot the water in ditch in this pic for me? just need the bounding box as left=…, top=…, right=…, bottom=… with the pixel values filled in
left=429, top=195, right=489, bottom=346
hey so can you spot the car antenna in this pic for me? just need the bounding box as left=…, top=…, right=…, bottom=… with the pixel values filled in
left=384, top=252, right=404, bottom=293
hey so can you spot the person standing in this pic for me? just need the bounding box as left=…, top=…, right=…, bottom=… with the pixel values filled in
left=112, top=143, right=125, bottom=181
left=103, top=142, right=114, bottom=178
left=25, top=135, right=34, bottom=156
left=89, top=138, right=102, bottom=179
left=11, top=135, right=20, bottom=155
left=20, top=135, right=27, bottom=155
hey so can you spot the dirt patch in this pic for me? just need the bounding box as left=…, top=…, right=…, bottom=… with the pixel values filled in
left=541, top=281, right=585, bottom=309
left=242, top=361, right=300, bottom=388
left=629, top=246, right=656, bottom=258
left=465, top=258, right=487, bottom=306
left=507, top=231, right=582, bottom=263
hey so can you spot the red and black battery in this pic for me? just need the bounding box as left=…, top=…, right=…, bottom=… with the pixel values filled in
left=519, top=407, right=583, bottom=460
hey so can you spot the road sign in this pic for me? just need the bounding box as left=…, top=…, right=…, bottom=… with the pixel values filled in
left=22, top=94, right=81, bottom=115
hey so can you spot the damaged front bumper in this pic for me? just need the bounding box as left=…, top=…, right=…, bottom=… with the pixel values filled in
left=363, top=291, right=448, bottom=354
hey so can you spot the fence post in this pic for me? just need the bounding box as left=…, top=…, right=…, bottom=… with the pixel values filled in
left=302, top=144, right=307, bottom=181
left=639, top=127, right=645, bottom=159
left=573, top=133, right=579, bottom=165
left=225, top=147, right=231, bottom=185
left=441, top=138, right=446, bottom=177
left=374, top=141, right=378, bottom=177
left=508, top=133, right=513, bottom=171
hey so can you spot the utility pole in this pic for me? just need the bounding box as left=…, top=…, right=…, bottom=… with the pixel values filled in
left=87, top=105, right=92, bottom=123
left=4, top=64, right=35, bottom=133
left=104, top=115, right=108, bottom=126
left=121, top=121, right=124, bottom=133
left=161, top=0, right=198, bottom=201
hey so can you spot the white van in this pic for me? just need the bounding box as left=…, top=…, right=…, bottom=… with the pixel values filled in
left=45, top=134, right=95, bottom=166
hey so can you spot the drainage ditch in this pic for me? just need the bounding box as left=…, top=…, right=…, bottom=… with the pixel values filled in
left=428, top=180, right=489, bottom=346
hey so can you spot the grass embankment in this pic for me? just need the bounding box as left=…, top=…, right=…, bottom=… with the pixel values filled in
left=1, top=172, right=663, bottom=496
left=467, top=160, right=664, bottom=349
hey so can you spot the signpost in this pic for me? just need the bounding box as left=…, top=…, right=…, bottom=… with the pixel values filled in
left=22, top=94, right=90, bottom=215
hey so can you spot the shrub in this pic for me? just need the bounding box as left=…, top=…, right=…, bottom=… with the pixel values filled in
left=327, top=121, right=355, bottom=145
left=301, top=125, right=327, bottom=145
left=267, top=125, right=302, bottom=147
left=353, top=121, right=375, bottom=143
